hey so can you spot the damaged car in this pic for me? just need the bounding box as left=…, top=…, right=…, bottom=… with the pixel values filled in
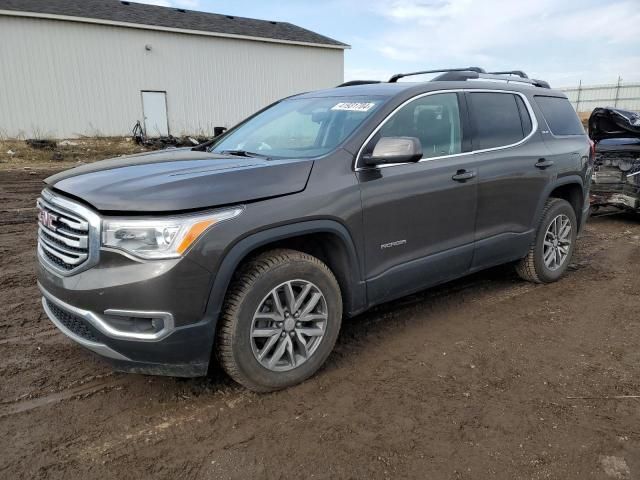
left=589, top=107, right=640, bottom=211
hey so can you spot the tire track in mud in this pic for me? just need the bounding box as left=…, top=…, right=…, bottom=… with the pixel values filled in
left=77, top=393, right=251, bottom=463
left=0, top=327, right=58, bottom=345
left=1, top=207, right=38, bottom=213
left=0, top=374, right=124, bottom=418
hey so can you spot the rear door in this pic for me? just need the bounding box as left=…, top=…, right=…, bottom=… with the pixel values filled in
left=534, top=95, right=592, bottom=223
left=534, top=95, right=591, bottom=183
left=466, top=91, right=555, bottom=269
left=357, top=92, right=478, bottom=304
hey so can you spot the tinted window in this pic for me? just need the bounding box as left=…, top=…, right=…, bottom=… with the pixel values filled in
left=469, top=92, right=527, bottom=149
left=376, top=93, right=462, bottom=158
left=515, top=96, right=533, bottom=134
left=535, top=96, right=585, bottom=136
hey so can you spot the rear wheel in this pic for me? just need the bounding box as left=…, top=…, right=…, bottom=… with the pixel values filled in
left=216, top=249, right=342, bottom=392
left=516, top=198, right=577, bottom=283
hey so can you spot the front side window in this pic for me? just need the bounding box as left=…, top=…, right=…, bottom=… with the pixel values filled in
left=468, top=92, right=529, bottom=150
left=374, top=92, right=462, bottom=159
left=211, top=96, right=384, bottom=159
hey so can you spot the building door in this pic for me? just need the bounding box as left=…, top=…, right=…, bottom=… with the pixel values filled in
left=141, top=91, right=169, bottom=137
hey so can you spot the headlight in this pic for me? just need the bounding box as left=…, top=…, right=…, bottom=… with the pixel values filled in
left=102, top=207, right=244, bottom=259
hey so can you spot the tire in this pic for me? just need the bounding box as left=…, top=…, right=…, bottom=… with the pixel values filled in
left=216, top=249, right=342, bottom=392
left=516, top=198, right=577, bottom=284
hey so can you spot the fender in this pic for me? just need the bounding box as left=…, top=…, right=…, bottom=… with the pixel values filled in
left=202, top=220, right=367, bottom=330
left=533, top=175, right=585, bottom=228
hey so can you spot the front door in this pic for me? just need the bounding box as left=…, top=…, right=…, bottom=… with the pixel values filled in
left=357, top=92, right=478, bottom=305
left=141, top=91, right=169, bottom=137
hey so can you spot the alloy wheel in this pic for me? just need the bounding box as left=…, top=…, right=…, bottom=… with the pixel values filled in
left=543, top=214, right=572, bottom=271
left=250, top=280, right=328, bottom=372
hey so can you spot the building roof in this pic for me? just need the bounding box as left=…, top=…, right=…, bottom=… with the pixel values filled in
left=0, top=0, right=348, bottom=49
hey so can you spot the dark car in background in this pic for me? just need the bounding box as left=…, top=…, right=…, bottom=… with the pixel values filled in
left=589, top=107, right=640, bottom=211
left=37, top=67, right=592, bottom=391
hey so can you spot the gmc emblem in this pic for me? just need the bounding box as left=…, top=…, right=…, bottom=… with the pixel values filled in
left=39, top=209, right=58, bottom=230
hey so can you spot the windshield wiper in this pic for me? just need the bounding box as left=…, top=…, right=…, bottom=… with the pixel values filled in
left=220, top=149, right=270, bottom=159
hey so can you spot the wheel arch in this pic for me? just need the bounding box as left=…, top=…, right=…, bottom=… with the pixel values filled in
left=549, top=182, right=584, bottom=228
left=204, top=220, right=367, bottom=332
left=534, top=176, right=586, bottom=230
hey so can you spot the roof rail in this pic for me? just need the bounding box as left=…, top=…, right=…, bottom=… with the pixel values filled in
left=342, top=68, right=550, bottom=89
left=431, top=70, right=550, bottom=89
left=388, top=67, right=485, bottom=83
left=336, top=80, right=381, bottom=87
left=488, top=70, right=529, bottom=78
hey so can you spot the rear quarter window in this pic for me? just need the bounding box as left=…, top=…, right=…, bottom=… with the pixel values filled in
left=534, top=96, right=585, bottom=136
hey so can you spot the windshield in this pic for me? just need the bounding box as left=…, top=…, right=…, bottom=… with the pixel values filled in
left=211, top=96, right=384, bottom=158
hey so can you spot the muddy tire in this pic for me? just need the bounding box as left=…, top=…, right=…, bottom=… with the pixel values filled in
left=216, top=249, right=342, bottom=392
left=516, top=198, right=577, bottom=284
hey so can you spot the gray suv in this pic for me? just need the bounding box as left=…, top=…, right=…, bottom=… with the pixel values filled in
left=37, top=67, right=592, bottom=391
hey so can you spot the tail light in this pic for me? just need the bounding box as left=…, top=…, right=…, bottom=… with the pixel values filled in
left=588, top=139, right=596, bottom=164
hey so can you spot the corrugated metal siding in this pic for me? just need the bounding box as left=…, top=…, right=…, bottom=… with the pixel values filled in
left=559, top=83, right=640, bottom=113
left=0, top=16, right=344, bottom=138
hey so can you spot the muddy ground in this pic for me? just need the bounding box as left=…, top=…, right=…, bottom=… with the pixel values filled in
left=0, top=137, right=151, bottom=169
left=1, top=167, right=639, bottom=480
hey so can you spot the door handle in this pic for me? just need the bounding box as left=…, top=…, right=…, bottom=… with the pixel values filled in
left=452, top=170, right=476, bottom=182
left=535, top=158, right=555, bottom=169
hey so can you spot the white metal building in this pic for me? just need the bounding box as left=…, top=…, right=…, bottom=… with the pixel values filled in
left=0, top=0, right=347, bottom=138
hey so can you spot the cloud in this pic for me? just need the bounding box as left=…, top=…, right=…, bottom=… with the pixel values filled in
left=344, top=67, right=395, bottom=82
left=378, top=46, right=420, bottom=62
left=134, top=0, right=201, bottom=8
left=360, top=0, right=640, bottom=85
left=173, top=0, right=201, bottom=8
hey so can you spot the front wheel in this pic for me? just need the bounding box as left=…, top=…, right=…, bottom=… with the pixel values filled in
left=216, top=249, right=342, bottom=392
left=516, top=198, right=577, bottom=283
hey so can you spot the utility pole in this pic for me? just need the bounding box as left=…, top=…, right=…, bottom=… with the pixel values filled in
left=575, top=79, right=582, bottom=112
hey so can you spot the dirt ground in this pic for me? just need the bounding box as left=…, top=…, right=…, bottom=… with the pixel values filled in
left=1, top=167, right=639, bottom=480
left=0, top=137, right=150, bottom=170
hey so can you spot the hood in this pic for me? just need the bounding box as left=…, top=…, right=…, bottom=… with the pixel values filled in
left=589, top=107, right=640, bottom=142
left=45, top=148, right=314, bottom=213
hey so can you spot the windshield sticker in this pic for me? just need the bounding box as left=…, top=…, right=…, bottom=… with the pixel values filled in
left=331, top=102, right=376, bottom=112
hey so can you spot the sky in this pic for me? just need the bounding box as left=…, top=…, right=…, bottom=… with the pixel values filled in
left=138, top=0, right=640, bottom=88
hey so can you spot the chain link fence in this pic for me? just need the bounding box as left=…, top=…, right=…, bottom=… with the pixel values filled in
left=558, top=80, right=640, bottom=113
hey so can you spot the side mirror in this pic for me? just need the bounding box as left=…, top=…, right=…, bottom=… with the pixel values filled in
left=362, top=137, right=423, bottom=166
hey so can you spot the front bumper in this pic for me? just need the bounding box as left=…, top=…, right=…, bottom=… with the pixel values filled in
left=41, top=286, right=129, bottom=361
left=591, top=184, right=640, bottom=210
left=37, top=251, right=217, bottom=377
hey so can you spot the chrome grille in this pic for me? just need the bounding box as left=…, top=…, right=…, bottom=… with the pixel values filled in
left=37, top=191, right=100, bottom=275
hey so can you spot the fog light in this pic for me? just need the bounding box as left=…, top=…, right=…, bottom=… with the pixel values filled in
left=151, top=318, right=164, bottom=331
left=101, top=309, right=174, bottom=341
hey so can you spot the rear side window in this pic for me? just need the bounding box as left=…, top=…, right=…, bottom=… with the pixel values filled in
left=468, top=92, right=529, bottom=150
left=515, top=96, right=533, bottom=134
left=534, top=96, right=585, bottom=136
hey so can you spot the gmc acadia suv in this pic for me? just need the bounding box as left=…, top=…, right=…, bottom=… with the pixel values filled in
left=37, top=67, right=592, bottom=391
